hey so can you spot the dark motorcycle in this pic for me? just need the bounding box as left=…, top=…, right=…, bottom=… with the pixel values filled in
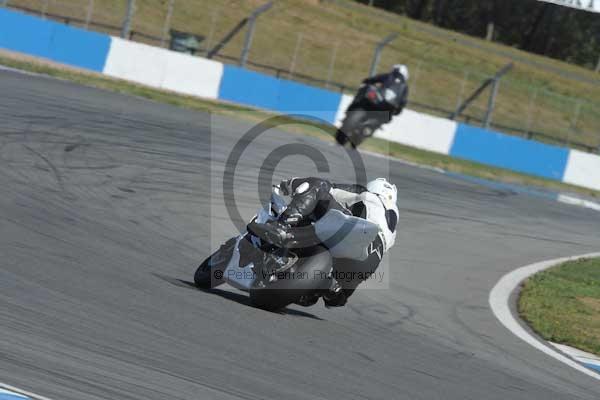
left=194, top=186, right=379, bottom=311
left=336, top=83, right=401, bottom=148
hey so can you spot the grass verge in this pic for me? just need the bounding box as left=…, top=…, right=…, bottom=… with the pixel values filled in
left=519, top=257, right=600, bottom=357
left=1, top=50, right=598, bottom=199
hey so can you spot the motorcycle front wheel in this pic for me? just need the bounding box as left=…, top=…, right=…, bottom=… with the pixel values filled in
left=194, top=237, right=236, bottom=288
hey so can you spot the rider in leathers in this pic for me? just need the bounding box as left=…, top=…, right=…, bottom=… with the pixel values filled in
left=252, top=177, right=398, bottom=308
left=361, top=64, right=410, bottom=119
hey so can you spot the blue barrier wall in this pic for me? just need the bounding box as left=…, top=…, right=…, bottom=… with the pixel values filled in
left=276, top=79, right=341, bottom=124
left=0, top=9, right=110, bottom=72
left=49, top=24, right=110, bottom=71
left=218, top=65, right=280, bottom=110
left=450, top=124, right=569, bottom=180
left=0, top=8, right=53, bottom=59
left=219, top=65, right=341, bottom=124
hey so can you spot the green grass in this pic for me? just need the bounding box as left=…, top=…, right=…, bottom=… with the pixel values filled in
left=519, top=258, right=600, bottom=356
left=5, top=0, right=600, bottom=150
left=2, top=50, right=599, bottom=199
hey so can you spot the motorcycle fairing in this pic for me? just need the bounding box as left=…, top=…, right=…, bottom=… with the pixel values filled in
left=223, top=189, right=288, bottom=291
left=314, top=209, right=379, bottom=261
left=223, top=187, right=380, bottom=289
left=221, top=235, right=257, bottom=291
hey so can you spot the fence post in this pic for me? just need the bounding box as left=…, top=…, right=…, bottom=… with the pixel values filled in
left=289, top=32, right=303, bottom=78
left=525, top=87, right=538, bottom=138
left=240, top=1, right=273, bottom=67
left=41, top=0, right=49, bottom=19
left=455, top=70, right=469, bottom=110
left=451, top=63, right=512, bottom=121
left=84, top=0, right=94, bottom=30
left=485, top=22, right=494, bottom=41
left=204, top=8, right=220, bottom=55
left=483, top=78, right=499, bottom=129
left=121, top=0, right=136, bottom=39
left=568, top=99, right=582, bottom=146
left=325, top=42, right=339, bottom=88
left=411, top=60, right=423, bottom=98
left=369, top=32, right=398, bottom=77
left=160, top=0, right=175, bottom=48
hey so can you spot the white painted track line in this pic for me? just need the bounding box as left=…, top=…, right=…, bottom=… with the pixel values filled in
left=489, top=253, right=600, bottom=381
left=557, top=194, right=600, bottom=212
left=0, top=383, right=54, bottom=400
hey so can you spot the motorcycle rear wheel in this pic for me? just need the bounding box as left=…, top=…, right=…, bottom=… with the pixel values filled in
left=342, top=109, right=368, bottom=148
left=249, top=246, right=332, bottom=311
left=335, top=129, right=349, bottom=146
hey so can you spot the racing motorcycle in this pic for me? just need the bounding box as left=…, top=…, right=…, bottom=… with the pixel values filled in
left=336, top=83, right=401, bottom=148
left=194, top=186, right=379, bottom=311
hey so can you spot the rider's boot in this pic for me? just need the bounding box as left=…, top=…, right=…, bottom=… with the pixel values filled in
left=322, top=279, right=348, bottom=308
left=295, top=293, right=320, bottom=307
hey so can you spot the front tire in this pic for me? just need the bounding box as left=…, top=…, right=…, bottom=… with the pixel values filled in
left=194, top=238, right=237, bottom=288
left=194, top=257, right=222, bottom=288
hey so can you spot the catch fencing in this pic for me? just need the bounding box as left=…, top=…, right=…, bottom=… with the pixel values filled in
left=2, top=0, right=599, bottom=153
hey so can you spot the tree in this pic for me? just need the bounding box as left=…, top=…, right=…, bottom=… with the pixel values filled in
left=355, top=0, right=600, bottom=69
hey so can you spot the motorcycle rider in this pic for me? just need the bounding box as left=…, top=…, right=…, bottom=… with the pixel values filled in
left=362, top=64, right=410, bottom=118
left=336, top=64, right=410, bottom=146
left=249, top=177, right=398, bottom=308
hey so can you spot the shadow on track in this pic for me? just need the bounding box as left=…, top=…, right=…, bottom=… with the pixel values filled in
left=152, top=273, right=324, bottom=320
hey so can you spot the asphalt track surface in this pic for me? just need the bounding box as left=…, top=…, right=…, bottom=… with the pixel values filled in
left=1, top=68, right=600, bottom=400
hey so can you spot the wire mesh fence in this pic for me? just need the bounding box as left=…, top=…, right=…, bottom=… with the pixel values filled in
left=3, top=0, right=599, bottom=153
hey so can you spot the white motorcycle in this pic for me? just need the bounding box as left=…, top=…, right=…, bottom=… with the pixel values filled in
left=194, top=186, right=380, bottom=311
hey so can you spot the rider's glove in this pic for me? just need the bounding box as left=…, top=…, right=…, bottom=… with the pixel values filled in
left=279, top=179, right=294, bottom=196
left=323, top=291, right=347, bottom=308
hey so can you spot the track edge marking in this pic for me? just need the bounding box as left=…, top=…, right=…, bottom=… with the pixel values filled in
left=488, top=252, right=600, bottom=382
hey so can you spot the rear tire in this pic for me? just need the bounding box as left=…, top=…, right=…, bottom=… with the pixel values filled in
left=249, top=246, right=332, bottom=311
left=335, top=129, right=348, bottom=146
left=341, top=109, right=368, bottom=148
left=250, top=289, right=309, bottom=311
